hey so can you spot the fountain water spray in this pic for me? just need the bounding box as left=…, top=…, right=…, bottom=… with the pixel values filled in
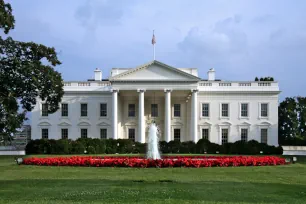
left=146, top=122, right=161, bottom=160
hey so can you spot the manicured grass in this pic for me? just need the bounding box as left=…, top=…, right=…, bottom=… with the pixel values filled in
left=0, top=155, right=306, bottom=204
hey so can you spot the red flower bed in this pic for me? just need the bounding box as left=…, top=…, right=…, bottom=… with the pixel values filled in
left=22, top=156, right=286, bottom=168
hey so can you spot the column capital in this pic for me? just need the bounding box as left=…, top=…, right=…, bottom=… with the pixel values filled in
left=137, top=89, right=146, bottom=93
left=164, top=89, right=172, bottom=93
left=110, top=89, right=119, bottom=93
left=191, top=89, right=199, bottom=93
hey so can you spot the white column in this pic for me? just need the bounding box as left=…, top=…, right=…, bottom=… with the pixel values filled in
left=164, top=89, right=171, bottom=142
left=191, top=89, right=198, bottom=143
left=112, top=89, right=118, bottom=140
left=138, top=89, right=146, bottom=143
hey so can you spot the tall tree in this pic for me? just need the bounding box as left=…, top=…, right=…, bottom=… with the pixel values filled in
left=297, top=96, right=306, bottom=140
left=0, top=0, right=64, bottom=144
left=278, top=97, right=299, bottom=144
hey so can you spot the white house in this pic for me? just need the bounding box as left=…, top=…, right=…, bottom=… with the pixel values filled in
left=31, top=60, right=280, bottom=146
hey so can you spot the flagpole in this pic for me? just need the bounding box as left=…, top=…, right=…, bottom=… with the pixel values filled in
left=153, top=43, right=155, bottom=60
left=153, top=30, right=155, bottom=60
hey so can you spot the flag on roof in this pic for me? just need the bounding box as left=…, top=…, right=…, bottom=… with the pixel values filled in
left=152, top=31, right=156, bottom=45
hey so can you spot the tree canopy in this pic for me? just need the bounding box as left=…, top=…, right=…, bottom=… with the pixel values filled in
left=0, top=0, right=64, bottom=144
left=279, top=97, right=306, bottom=145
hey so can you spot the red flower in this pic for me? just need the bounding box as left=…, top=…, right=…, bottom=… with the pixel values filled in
left=22, top=156, right=286, bottom=168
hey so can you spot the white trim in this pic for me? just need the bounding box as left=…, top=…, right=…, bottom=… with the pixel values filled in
left=99, top=127, right=109, bottom=139
left=219, top=102, right=230, bottom=119
left=200, top=102, right=210, bottom=119
left=172, top=127, right=182, bottom=141
left=258, top=102, right=269, bottom=119
left=238, top=126, right=250, bottom=142
left=200, top=126, right=211, bottom=141
left=79, top=128, right=89, bottom=138
left=239, top=102, right=250, bottom=119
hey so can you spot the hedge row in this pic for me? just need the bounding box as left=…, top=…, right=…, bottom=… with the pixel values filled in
left=25, top=138, right=283, bottom=155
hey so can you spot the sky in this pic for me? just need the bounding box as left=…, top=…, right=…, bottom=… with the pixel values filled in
left=5, top=0, right=306, bottom=100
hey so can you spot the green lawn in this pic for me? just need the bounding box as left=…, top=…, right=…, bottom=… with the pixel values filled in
left=0, top=155, right=306, bottom=204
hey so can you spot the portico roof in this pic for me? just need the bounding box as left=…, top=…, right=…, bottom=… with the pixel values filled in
left=109, top=60, right=201, bottom=82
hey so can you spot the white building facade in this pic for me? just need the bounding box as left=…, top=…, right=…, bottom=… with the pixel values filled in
left=31, top=60, right=280, bottom=146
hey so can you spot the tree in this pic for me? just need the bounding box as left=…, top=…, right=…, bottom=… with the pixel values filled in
left=0, top=0, right=64, bottom=144
left=255, top=77, right=259, bottom=81
left=297, top=96, right=306, bottom=140
left=278, top=97, right=299, bottom=144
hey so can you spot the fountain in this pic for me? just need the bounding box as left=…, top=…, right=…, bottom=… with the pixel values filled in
left=146, top=122, right=161, bottom=160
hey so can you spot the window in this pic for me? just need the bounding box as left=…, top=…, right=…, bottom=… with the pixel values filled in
left=42, top=104, right=48, bottom=116
left=202, top=128, right=209, bottom=140
left=151, top=104, right=158, bottom=117
left=128, top=104, right=136, bottom=117
left=41, top=129, right=48, bottom=139
left=202, top=103, right=209, bottom=117
left=128, top=129, right=135, bottom=141
left=174, top=129, right=181, bottom=141
left=221, top=129, right=228, bottom=144
left=221, top=104, right=229, bottom=117
left=241, top=103, right=248, bottom=117
left=61, top=129, right=68, bottom=139
left=261, top=103, right=268, bottom=117
left=241, top=128, right=248, bottom=142
left=174, top=104, right=181, bottom=117
left=81, top=104, right=88, bottom=117
left=100, top=103, right=107, bottom=117
left=261, top=129, right=268, bottom=144
left=100, top=129, right=107, bottom=139
left=81, top=129, right=87, bottom=138
left=61, top=103, right=68, bottom=117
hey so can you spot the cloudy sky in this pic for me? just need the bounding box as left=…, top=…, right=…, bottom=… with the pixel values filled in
left=6, top=0, right=306, bottom=100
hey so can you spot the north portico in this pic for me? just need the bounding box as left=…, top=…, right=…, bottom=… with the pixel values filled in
left=110, top=60, right=201, bottom=143
left=31, top=60, right=280, bottom=146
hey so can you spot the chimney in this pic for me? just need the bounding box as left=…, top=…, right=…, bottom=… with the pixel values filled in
left=207, top=68, right=215, bottom=81
left=94, top=68, right=102, bottom=81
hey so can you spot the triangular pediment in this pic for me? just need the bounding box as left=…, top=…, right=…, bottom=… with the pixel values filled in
left=97, top=122, right=111, bottom=126
left=110, top=60, right=200, bottom=82
left=239, top=121, right=252, bottom=126
left=77, top=121, right=91, bottom=126
left=257, top=121, right=272, bottom=126
left=58, top=122, right=71, bottom=126
left=199, top=121, right=213, bottom=126
left=218, top=121, right=232, bottom=126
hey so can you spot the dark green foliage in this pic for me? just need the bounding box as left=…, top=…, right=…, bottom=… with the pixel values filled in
left=279, top=97, right=306, bottom=145
left=0, top=0, right=15, bottom=34
left=0, top=1, right=64, bottom=143
left=25, top=138, right=282, bottom=155
left=257, top=77, right=274, bottom=81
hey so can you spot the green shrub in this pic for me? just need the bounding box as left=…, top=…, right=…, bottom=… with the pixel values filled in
left=196, top=139, right=211, bottom=153
left=25, top=138, right=283, bottom=155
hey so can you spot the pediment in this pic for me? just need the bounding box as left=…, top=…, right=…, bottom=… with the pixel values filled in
left=218, top=121, right=232, bottom=126
left=77, top=121, right=91, bottom=126
left=239, top=121, right=252, bottom=126
left=38, top=121, right=51, bottom=126
left=257, top=121, right=272, bottom=126
left=58, top=122, right=71, bottom=126
left=97, top=122, right=111, bottom=126
left=199, top=121, right=212, bottom=126
left=126, top=122, right=137, bottom=126
left=172, top=121, right=184, bottom=126
left=110, top=60, right=200, bottom=82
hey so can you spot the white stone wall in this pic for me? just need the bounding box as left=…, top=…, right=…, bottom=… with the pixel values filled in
left=31, top=93, right=113, bottom=140
left=31, top=91, right=279, bottom=146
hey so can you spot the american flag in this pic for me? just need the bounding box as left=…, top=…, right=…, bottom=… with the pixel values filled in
left=152, top=31, right=156, bottom=45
